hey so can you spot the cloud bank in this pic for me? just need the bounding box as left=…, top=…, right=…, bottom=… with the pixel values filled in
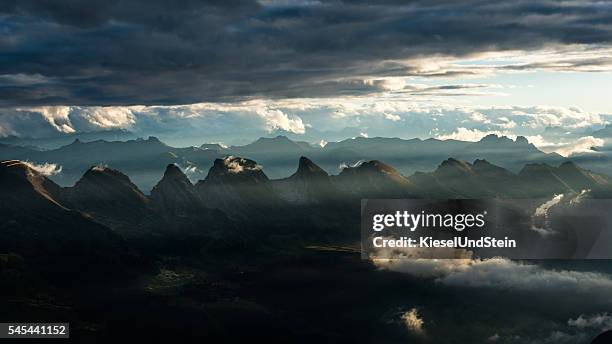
left=1, top=101, right=608, bottom=155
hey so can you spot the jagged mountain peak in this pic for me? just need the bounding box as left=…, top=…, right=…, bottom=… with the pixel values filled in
left=471, top=159, right=516, bottom=180
left=237, top=135, right=314, bottom=153
left=519, top=162, right=555, bottom=175
left=82, top=165, right=132, bottom=184
left=341, top=160, right=401, bottom=176
left=558, top=160, right=581, bottom=170
left=436, top=158, right=474, bottom=175
left=293, top=156, right=328, bottom=178
left=203, top=156, right=269, bottom=184
left=161, top=163, right=190, bottom=181
left=477, top=134, right=532, bottom=147
left=479, top=134, right=510, bottom=143
left=1, top=159, right=32, bottom=173
left=515, top=135, right=529, bottom=145
left=258, top=135, right=291, bottom=143
left=150, top=164, right=202, bottom=217
left=75, top=165, right=148, bottom=204
left=0, top=160, right=59, bottom=186
left=472, top=158, right=508, bottom=171
left=273, top=157, right=333, bottom=204
left=0, top=160, right=63, bottom=207
left=473, top=158, right=492, bottom=166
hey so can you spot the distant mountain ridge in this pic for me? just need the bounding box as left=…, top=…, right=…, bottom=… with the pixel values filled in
left=0, top=134, right=600, bottom=193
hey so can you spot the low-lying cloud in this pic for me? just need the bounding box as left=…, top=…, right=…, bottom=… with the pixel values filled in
left=374, top=254, right=612, bottom=300
left=22, top=161, right=62, bottom=176
left=526, top=135, right=605, bottom=157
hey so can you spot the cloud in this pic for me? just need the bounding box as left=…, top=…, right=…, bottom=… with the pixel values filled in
left=568, top=313, right=612, bottom=331
left=1, top=1, right=612, bottom=105
left=10, top=106, right=136, bottom=135
left=490, top=313, right=612, bottom=344
left=384, top=113, right=401, bottom=122
left=222, top=156, right=262, bottom=174
left=373, top=254, right=612, bottom=299
left=557, top=136, right=604, bottom=156
left=255, top=108, right=305, bottom=134
left=436, top=127, right=511, bottom=142
left=0, top=101, right=607, bottom=150
left=526, top=135, right=604, bottom=157
left=32, top=106, right=75, bottom=133
left=22, top=161, right=62, bottom=176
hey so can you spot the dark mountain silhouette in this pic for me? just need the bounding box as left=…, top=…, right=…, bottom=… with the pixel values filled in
left=150, top=164, right=203, bottom=217
left=333, top=160, right=419, bottom=198
left=0, top=160, right=125, bottom=280
left=518, top=161, right=612, bottom=197
left=451, top=134, right=564, bottom=172
left=272, top=156, right=336, bottom=204
left=318, top=136, right=470, bottom=176
left=2, top=155, right=611, bottom=276
left=228, top=135, right=316, bottom=178
left=149, top=164, right=231, bottom=236
left=232, top=135, right=314, bottom=156
left=196, top=156, right=279, bottom=219
left=409, top=158, right=523, bottom=198
left=0, top=129, right=136, bottom=149
left=0, top=136, right=221, bottom=192
left=60, top=166, right=152, bottom=235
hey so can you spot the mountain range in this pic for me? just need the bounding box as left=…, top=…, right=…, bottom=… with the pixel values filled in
left=0, top=134, right=575, bottom=192
left=3, top=153, right=610, bottom=235
left=2, top=150, right=612, bottom=285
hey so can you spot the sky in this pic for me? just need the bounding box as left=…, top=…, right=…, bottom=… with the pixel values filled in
left=0, top=0, right=611, bottom=155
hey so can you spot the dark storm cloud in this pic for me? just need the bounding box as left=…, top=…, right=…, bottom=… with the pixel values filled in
left=0, top=0, right=611, bottom=106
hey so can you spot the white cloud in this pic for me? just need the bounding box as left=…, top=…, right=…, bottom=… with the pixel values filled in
left=436, top=127, right=511, bottom=141
left=384, top=113, right=401, bottom=121
left=469, top=112, right=489, bottom=123
left=255, top=108, right=305, bottom=134
left=373, top=251, right=612, bottom=299
left=223, top=156, right=262, bottom=174
left=1, top=99, right=607, bottom=149
left=557, top=136, right=604, bottom=157
left=531, top=194, right=564, bottom=236
left=22, top=161, right=62, bottom=176
left=526, top=135, right=604, bottom=157
left=30, top=106, right=75, bottom=133
left=16, top=106, right=135, bottom=134
left=76, top=107, right=135, bottom=129
left=568, top=313, right=612, bottom=331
